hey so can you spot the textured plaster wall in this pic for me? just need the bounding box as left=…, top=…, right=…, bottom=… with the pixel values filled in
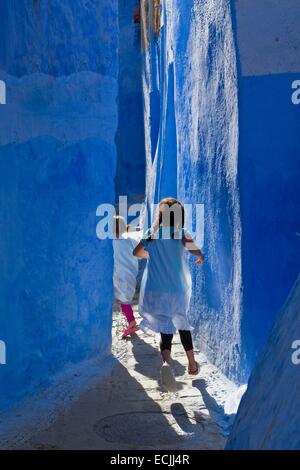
left=232, top=0, right=300, bottom=363
left=0, top=0, right=118, bottom=410
left=226, top=0, right=300, bottom=449
left=141, top=0, right=243, bottom=381
left=141, top=0, right=300, bottom=384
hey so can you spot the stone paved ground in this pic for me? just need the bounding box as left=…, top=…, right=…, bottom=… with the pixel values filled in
left=17, top=305, right=227, bottom=450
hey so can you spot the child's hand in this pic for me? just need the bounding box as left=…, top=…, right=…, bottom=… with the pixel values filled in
left=196, top=256, right=204, bottom=265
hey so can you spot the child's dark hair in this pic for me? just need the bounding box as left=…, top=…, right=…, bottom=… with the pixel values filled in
left=147, top=197, right=185, bottom=242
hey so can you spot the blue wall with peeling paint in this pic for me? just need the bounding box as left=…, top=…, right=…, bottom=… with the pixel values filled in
left=0, top=0, right=118, bottom=410
left=141, top=0, right=244, bottom=381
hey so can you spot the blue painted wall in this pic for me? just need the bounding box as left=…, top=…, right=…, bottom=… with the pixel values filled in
left=232, top=0, right=300, bottom=366
left=227, top=276, right=300, bottom=449
left=0, top=0, right=299, bottom=417
left=141, top=0, right=244, bottom=381
left=237, top=73, right=300, bottom=364
left=0, top=0, right=118, bottom=410
left=141, top=0, right=299, bottom=382
left=115, top=0, right=146, bottom=204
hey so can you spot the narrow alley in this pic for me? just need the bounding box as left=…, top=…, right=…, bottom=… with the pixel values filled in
left=0, top=304, right=239, bottom=450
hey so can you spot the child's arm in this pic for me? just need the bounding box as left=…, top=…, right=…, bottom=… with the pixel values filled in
left=133, top=242, right=149, bottom=259
left=182, top=233, right=204, bottom=265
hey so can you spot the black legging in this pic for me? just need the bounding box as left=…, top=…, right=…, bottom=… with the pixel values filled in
left=160, top=330, right=193, bottom=353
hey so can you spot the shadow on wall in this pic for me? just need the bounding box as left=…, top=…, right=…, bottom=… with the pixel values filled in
left=231, top=0, right=300, bottom=366
left=193, top=379, right=236, bottom=436
left=115, top=0, right=146, bottom=204
left=227, top=275, right=300, bottom=450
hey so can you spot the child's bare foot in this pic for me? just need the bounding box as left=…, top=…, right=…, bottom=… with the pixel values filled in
left=128, top=320, right=137, bottom=329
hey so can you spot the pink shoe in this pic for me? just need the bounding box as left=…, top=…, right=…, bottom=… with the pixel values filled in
left=122, top=325, right=139, bottom=337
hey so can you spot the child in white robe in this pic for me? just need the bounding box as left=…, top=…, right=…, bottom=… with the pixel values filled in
left=113, top=216, right=139, bottom=337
